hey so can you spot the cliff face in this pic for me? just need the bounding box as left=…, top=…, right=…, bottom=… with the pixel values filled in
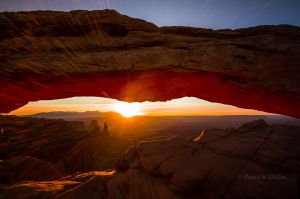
left=0, top=115, right=88, bottom=182
left=1, top=10, right=300, bottom=117
left=0, top=115, right=130, bottom=176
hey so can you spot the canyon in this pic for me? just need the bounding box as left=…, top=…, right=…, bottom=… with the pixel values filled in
left=0, top=116, right=299, bottom=198
left=1, top=9, right=300, bottom=199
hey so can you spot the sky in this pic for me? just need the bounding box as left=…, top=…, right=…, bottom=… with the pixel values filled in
left=0, top=0, right=299, bottom=29
left=10, top=97, right=272, bottom=116
left=2, top=0, right=298, bottom=116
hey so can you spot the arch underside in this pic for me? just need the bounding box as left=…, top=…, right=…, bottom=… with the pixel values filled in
left=0, top=10, right=300, bottom=118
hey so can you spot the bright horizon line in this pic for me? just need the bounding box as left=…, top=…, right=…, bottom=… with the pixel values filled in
left=7, top=97, right=276, bottom=117
left=11, top=111, right=273, bottom=117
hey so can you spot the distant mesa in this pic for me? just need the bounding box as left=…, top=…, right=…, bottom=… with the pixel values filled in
left=28, top=111, right=122, bottom=119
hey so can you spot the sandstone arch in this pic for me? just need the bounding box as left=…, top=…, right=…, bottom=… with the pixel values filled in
left=0, top=10, right=300, bottom=118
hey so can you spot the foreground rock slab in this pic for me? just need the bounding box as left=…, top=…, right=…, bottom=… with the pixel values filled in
left=1, top=119, right=299, bottom=198
left=113, top=119, right=300, bottom=199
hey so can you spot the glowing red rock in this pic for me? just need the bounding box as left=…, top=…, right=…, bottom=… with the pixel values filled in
left=0, top=10, right=300, bottom=118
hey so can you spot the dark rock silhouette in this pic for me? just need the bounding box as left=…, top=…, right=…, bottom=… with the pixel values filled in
left=89, top=120, right=101, bottom=135
left=88, top=120, right=110, bottom=137
left=103, top=122, right=109, bottom=137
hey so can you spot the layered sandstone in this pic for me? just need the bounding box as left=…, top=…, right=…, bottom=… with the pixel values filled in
left=0, top=10, right=300, bottom=117
left=113, top=119, right=300, bottom=198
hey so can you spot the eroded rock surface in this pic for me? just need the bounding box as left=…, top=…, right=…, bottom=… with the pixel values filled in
left=112, top=119, right=300, bottom=199
left=0, top=10, right=300, bottom=118
left=0, top=156, right=62, bottom=184
left=0, top=171, right=114, bottom=199
left=1, top=119, right=299, bottom=198
left=0, top=115, right=132, bottom=175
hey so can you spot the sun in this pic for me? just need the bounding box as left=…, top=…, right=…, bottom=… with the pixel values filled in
left=114, top=102, right=143, bottom=118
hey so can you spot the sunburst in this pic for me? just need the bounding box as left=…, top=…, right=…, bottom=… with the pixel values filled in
left=113, top=102, right=143, bottom=118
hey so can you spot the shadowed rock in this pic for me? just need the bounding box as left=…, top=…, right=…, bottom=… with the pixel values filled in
left=112, top=119, right=300, bottom=198
left=0, top=156, right=62, bottom=183
left=0, top=119, right=299, bottom=198
left=88, top=120, right=101, bottom=135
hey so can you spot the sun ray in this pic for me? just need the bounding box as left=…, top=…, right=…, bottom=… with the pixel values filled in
left=113, top=102, right=143, bottom=118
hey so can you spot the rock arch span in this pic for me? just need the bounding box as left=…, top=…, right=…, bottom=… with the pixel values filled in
left=0, top=10, right=300, bottom=118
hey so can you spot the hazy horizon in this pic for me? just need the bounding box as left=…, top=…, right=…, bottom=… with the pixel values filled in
left=9, top=97, right=274, bottom=117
